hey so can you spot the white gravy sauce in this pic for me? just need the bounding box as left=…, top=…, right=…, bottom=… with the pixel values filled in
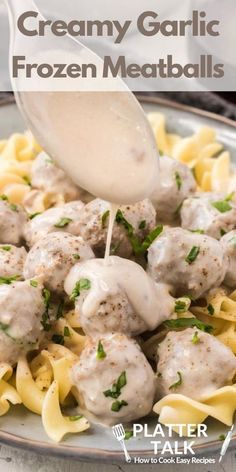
left=19, top=91, right=159, bottom=205
left=65, top=256, right=174, bottom=331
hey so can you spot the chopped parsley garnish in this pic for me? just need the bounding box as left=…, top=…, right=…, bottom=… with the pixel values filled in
left=174, top=202, right=183, bottom=216
left=220, top=228, right=227, bottom=237
left=219, top=434, right=226, bottom=441
left=174, top=298, right=191, bottom=314
left=52, top=334, right=64, bottom=345
left=30, top=280, right=38, bottom=288
left=230, top=236, right=236, bottom=246
left=0, top=245, right=11, bottom=251
left=115, top=209, right=163, bottom=256
left=185, top=246, right=200, bottom=264
left=192, top=331, right=200, bottom=344
left=101, top=210, right=110, bottom=228
left=159, top=150, right=164, bottom=156
left=69, top=415, right=83, bottom=422
left=139, top=220, right=146, bottom=230
left=124, top=430, right=133, bottom=440
left=23, top=175, right=31, bottom=186
left=175, top=171, right=182, bottom=190
left=0, top=275, right=19, bottom=285
left=56, top=299, right=64, bottom=319
left=73, top=254, right=80, bottom=260
left=96, top=340, right=106, bottom=360
left=189, top=229, right=204, bottom=234
left=54, top=217, right=72, bottom=228
left=169, top=371, right=182, bottom=390
left=164, top=317, right=213, bottom=333
left=29, top=212, right=41, bottom=220
left=103, top=371, right=127, bottom=399
left=0, top=322, right=10, bottom=332
left=10, top=203, right=18, bottom=212
left=0, top=194, right=8, bottom=201
left=64, top=326, right=70, bottom=337
left=41, top=288, right=51, bottom=331
left=207, top=304, right=215, bottom=316
left=111, top=400, right=128, bottom=412
left=211, top=199, right=232, bottom=213
left=70, top=278, right=91, bottom=302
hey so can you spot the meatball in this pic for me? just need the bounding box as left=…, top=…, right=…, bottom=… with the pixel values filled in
left=0, top=245, right=27, bottom=280
left=31, top=152, right=81, bottom=201
left=77, top=198, right=156, bottom=258
left=71, top=333, right=156, bottom=424
left=0, top=198, right=27, bottom=246
left=221, top=230, right=236, bottom=288
left=147, top=227, right=227, bottom=299
left=157, top=328, right=236, bottom=401
left=64, top=256, right=174, bottom=337
left=181, top=192, right=236, bottom=240
left=0, top=279, right=45, bottom=364
left=24, top=232, right=94, bottom=293
left=24, top=200, right=84, bottom=246
left=151, top=156, right=196, bottom=223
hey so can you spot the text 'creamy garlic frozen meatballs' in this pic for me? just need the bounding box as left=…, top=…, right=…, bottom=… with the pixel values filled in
left=147, top=227, right=227, bottom=299
left=76, top=198, right=156, bottom=258
left=156, top=328, right=236, bottom=401
left=150, top=155, right=196, bottom=223
left=30, top=152, right=81, bottom=202
left=0, top=197, right=27, bottom=246
left=0, top=279, right=45, bottom=365
left=71, top=333, right=156, bottom=424
left=24, top=232, right=94, bottom=293
left=64, top=256, right=174, bottom=337
left=181, top=192, right=236, bottom=240
left=221, top=230, right=236, bottom=288
left=0, top=245, right=27, bottom=280
left=24, top=200, right=84, bottom=247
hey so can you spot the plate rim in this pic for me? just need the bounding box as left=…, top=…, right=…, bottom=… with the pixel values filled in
left=0, top=94, right=235, bottom=462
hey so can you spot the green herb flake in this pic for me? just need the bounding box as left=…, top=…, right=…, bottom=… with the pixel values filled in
left=219, top=434, right=226, bottom=441
left=41, top=288, right=51, bottom=331
left=54, top=217, right=73, bottom=228
left=0, top=322, right=10, bottom=332
left=96, top=340, right=106, bottom=360
left=189, top=229, right=204, bottom=234
left=141, top=225, right=163, bottom=253
left=207, top=304, right=215, bottom=316
left=101, top=210, right=110, bottom=228
left=0, top=246, right=11, bottom=251
left=174, top=297, right=191, bottom=314
left=124, top=431, right=133, bottom=440
left=138, top=220, right=146, bottom=230
left=164, top=318, right=213, bottom=333
left=64, top=326, right=70, bottom=337
left=0, top=194, right=8, bottom=201
left=10, top=203, right=18, bottom=212
left=174, top=202, right=183, bottom=216
left=192, top=331, right=200, bottom=344
left=29, top=212, right=41, bottom=220
left=30, top=280, right=38, bottom=288
left=159, top=150, right=164, bottom=156
left=73, top=254, right=80, bottom=260
left=70, top=278, right=91, bottom=302
left=175, top=171, right=182, bottom=190
left=169, top=371, right=182, bottom=390
left=56, top=299, right=64, bottom=319
left=185, top=246, right=200, bottom=264
left=111, top=400, right=128, bottom=412
left=211, top=200, right=232, bottom=213
left=52, top=334, right=64, bottom=345
left=69, top=415, right=83, bottom=422
left=103, top=371, right=127, bottom=399
left=23, top=175, right=31, bottom=186
left=0, top=275, right=20, bottom=285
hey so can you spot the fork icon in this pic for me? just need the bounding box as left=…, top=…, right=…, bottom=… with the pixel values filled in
left=112, top=424, right=132, bottom=463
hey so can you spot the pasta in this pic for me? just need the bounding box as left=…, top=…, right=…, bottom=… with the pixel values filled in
left=0, top=108, right=236, bottom=444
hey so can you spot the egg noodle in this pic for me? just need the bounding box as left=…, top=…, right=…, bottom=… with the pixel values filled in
left=0, top=111, right=236, bottom=442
